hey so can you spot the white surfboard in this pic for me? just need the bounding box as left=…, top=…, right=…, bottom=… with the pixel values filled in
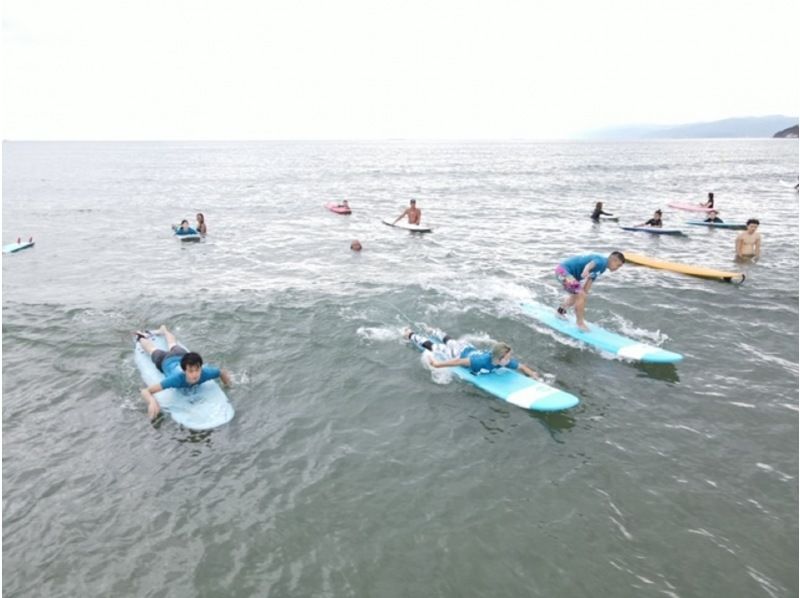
left=382, top=218, right=433, bottom=233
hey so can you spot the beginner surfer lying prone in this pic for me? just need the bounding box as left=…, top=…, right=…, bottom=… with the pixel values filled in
left=404, top=329, right=542, bottom=380
left=555, top=252, right=625, bottom=332
left=136, top=325, right=232, bottom=420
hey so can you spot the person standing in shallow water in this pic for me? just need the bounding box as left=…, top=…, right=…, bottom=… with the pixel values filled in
left=196, top=213, right=207, bottom=235
left=735, top=219, right=761, bottom=261
left=590, top=201, right=613, bottom=221
left=393, top=199, right=422, bottom=225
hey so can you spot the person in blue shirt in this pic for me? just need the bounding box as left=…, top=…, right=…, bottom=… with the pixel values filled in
left=136, top=325, right=232, bottom=420
left=403, top=329, right=542, bottom=380
left=555, top=252, right=625, bottom=332
left=173, top=219, right=198, bottom=235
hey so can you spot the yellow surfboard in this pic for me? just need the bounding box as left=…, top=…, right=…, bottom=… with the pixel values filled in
left=624, top=252, right=745, bottom=283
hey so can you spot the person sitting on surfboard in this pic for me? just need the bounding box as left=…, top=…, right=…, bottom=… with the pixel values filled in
left=135, top=325, right=232, bottom=420
left=337, top=200, right=350, bottom=209
left=392, top=199, right=422, bottom=225
left=173, top=219, right=198, bottom=235
left=703, top=210, right=723, bottom=223
left=701, top=192, right=714, bottom=208
left=636, top=209, right=663, bottom=228
left=735, top=219, right=761, bottom=261
left=555, top=252, right=625, bottom=332
left=590, top=201, right=613, bottom=221
left=195, top=213, right=207, bottom=235
left=403, top=329, right=542, bottom=380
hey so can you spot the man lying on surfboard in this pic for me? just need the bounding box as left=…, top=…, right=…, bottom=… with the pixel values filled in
left=392, top=199, right=422, bottom=225
left=404, top=329, right=542, bottom=380
left=555, top=252, right=625, bottom=332
left=135, top=325, right=232, bottom=420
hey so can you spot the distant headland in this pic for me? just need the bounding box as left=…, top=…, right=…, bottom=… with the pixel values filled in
left=581, top=115, right=799, bottom=140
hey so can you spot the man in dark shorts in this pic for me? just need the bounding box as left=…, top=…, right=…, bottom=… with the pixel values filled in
left=135, top=325, right=232, bottom=420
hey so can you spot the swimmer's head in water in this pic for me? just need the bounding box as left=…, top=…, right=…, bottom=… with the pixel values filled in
left=350, top=240, right=362, bottom=251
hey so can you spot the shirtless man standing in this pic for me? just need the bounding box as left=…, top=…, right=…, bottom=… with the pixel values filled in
left=393, top=199, right=422, bottom=225
left=735, top=219, right=761, bottom=261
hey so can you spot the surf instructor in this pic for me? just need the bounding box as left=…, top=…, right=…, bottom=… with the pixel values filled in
left=555, top=252, right=625, bottom=332
left=393, top=199, right=422, bottom=226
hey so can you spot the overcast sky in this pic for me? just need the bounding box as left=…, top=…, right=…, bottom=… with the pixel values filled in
left=3, top=0, right=798, bottom=139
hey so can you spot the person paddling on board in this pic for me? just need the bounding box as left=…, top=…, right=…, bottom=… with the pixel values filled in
left=173, top=219, right=198, bottom=235
left=403, top=329, right=542, bottom=380
left=700, top=192, right=714, bottom=208
left=135, top=326, right=232, bottom=420
left=636, top=209, right=663, bottom=228
left=337, top=200, right=350, bottom=210
left=195, top=213, right=207, bottom=235
left=392, top=199, right=422, bottom=225
left=555, top=252, right=625, bottom=332
left=735, top=219, right=761, bottom=261
left=704, top=210, right=723, bottom=223
left=590, top=201, right=613, bottom=222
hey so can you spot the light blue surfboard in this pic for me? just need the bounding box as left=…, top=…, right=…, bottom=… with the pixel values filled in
left=133, top=332, right=234, bottom=429
left=3, top=241, right=35, bottom=254
left=409, top=334, right=580, bottom=412
left=620, top=226, right=684, bottom=236
left=521, top=302, right=683, bottom=364
left=685, top=220, right=747, bottom=230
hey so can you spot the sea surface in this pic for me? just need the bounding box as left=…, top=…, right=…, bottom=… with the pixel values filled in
left=3, top=139, right=798, bottom=597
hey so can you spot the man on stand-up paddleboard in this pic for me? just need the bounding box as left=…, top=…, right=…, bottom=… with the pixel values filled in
left=555, top=252, right=625, bottom=332
left=392, top=199, right=422, bottom=226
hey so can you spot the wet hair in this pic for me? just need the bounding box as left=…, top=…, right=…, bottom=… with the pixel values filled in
left=180, top=352, right=203, bottom=370
left=609, top=251, right=626, bottom=263
left=491, top=342, right=512, bottom=362
left=196, top=213, right=205, bottom=223
left=595, top=201, right=603, bottom=208
left=180, top=219, right=189, bottom=225
left=746, top=218, right=760, bottom=226
left=350, top=239, right=362, bottom=251
left=708, top=192, right=714, bottom=200
left=410, top=199, right=416, bottom=204
left=655, top=209, right=662, bottom=215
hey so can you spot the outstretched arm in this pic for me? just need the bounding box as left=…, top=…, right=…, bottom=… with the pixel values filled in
left=581, top=261, right=596, bottom=280
left=518, top=364, right=542, bottom=381
left=428, top=356, right=471, bottom=369
left=220, top=368, right=233, bottom=387
left=392, top=209, right=409, bottom=224
left=141, top=383, right=163, bottom=420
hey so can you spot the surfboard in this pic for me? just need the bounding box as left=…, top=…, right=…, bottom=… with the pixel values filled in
left=521, top=301, right=683, bottom=364
left=382, top=218, right=433, bottom=233
left=620, top=226, right=684, bottom=235
left=175, top=233, right=202, bottom=242
left=3, top=240, right=35, bottom=254
left=133, top=332, right=234, bottom=429
left=685, top=220, right=747, bottom=230
left=623, top=252, right=745, bottom=283
left=591, top=215, right=620, bottom=222
left=667, top=203, right=717, bottom=212
left=409, top=334, right=580, bottom=412
left=325, top=202, right=351, bottom=215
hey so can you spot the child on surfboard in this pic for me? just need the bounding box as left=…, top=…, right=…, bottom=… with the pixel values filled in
left=135, top=326, right=232, bottom=420
left=403, top=329, right=542, bottom=380
left=392, top=199, right=422, bottom=225
left=700, top=192, right=714, bottom=208
left=173, top=220, right=198, bottom=235
left=555, top=252, right=625, bottom=332
left=636, top=209, right=663, bottom=228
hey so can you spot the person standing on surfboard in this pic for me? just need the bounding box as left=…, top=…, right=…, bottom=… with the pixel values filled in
left=135, top=326, right=232, bottom=420
left=636, top=209, right=663, bottom=228
left=735, top=219, right=761, bottom=261
left=403, top=329, right=542, bottom=380
left=590, top=201, right=613, bottom=222
left=392, top=199, right=422, bottom=225
left=555, top=252, right=625, bottom=332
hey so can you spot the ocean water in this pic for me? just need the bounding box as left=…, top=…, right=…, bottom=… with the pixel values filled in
left=2, top=139, right=798, bottom=597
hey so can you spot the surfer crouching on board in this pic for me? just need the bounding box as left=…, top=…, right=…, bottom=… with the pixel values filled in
left=555, top=252, right=625, bottom=332
left=404, top=329, right=542, bottom=380
left=392, top=199, right=422, bottom=225
left=135, top=326, right=232, bottom=420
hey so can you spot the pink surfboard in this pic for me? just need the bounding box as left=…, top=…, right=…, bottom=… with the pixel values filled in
left=325, top=202, right=351, bottom=215
left=667, top=203, right=718, bottom=213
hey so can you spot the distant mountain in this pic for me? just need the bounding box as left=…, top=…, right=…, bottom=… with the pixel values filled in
left=581, top=115, right=799, bottom=140
left=773, top=124, right=799, bottom=138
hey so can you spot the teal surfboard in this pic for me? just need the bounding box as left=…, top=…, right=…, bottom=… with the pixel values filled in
left=409, top=334, right=580, bottom=412
left=133, top=332, right=234, bottom=429
left=3, top=240, right=34, bottom=254
left=620, top=226, right=684, bottom=236
left=521, top=302, right=683, bottom=364
left=685, top=221, right=747, bottom=230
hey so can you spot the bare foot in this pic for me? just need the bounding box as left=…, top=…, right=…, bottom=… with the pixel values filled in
left=577, top=322, right=590, bottom=332
left=555, top=306, right=568, bottom=319
left=157, top=324, right=168, bottom=335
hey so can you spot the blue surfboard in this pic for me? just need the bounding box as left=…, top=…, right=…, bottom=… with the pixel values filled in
left=620, top=226, right=684, bottom=236
left=3, top=241, right=34, bottom=254
left=409, top=334, right=580, bottom=412
left=685, top=220, right=747, bottom=230
left=133, top=332, right=234, bottom=429
left=521, top=302, right=683, bottom=364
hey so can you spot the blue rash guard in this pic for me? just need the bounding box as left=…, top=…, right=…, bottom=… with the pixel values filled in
left=560, top=254, right=609, bottom=281
left=160, top=356, right=221, bottom=390
left=459, top=347, right=519, bottom=374
left=175, top=227, right=198, bottom=236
